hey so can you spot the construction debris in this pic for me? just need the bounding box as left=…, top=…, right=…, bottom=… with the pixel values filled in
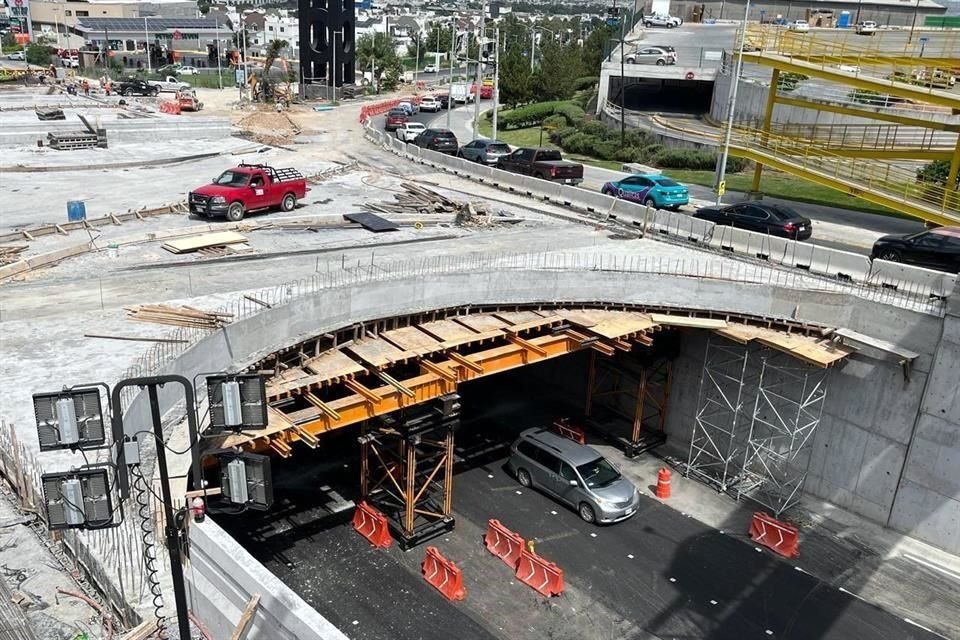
left=162, top=231, right=249, bottom=254
left=0, top=246, right=27, bottom=265
left=47, top=129, right=108, bottom=150
left=363, top=183, right=491, bottom=221
left=35, top=108, right=65, bottom=121
left=125, top=304, right=234, bottom=329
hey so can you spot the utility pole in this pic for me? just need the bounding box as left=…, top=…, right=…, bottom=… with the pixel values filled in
left=447, top=16, right=454, bottom=129
left=492, top=27, right=500, bottom=140
left=620, top=16, right=625, bottom=148
left=215, top=21, right=223, bottom=89
left=715, top=0, right=751, bottom=205
left=530, top=27, right=536, bottom=72
left=473, top=0, right=486, bottom=139
left=414, top=30, right=420, bottom=84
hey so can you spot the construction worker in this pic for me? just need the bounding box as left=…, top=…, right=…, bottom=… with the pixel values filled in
left=82, top=79, right=90, bottom=96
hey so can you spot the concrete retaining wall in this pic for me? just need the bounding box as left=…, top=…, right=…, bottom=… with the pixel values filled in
left=188, top=518, right=349, bottom=640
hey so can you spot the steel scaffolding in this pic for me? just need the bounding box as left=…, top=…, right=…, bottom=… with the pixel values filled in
left=686, top=334, right=829, bottom=515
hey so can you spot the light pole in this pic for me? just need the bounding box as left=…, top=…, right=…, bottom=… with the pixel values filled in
left=144, top=16, right=151, bottom=73
left=53, top=8, right=61, bottom=48
left=215, top=21, right=223, bottom=89
left=620, top=17, right=625, bottom=148
left=447, top=16, right=454, bottom=129
left=492, top=27, right=500, bottom=141
left=908, top=0, right=920, bottom=44
left=473, top=0, right=486, bottom=140
left=715, top=0, right=752, bottom=205
left=331, top=28, right=343, bottom=103
left=530, top=25, right=554, bottom=72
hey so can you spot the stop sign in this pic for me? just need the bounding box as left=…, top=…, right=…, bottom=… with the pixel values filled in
left=14, top=0, right=23, bottom=7
left=172, top=30, right=182, bottom=40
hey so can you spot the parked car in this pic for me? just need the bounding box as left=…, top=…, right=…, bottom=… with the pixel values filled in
left=643, top=14, right=682, bottom=28
left=788, top=19, right=810, bottom=32
left=423, top=63, right=438, bottom=73
left=855, top=20, right=878, bottom=35
left=396, top=121, right=426, bottom=142
left=177, top=65, right=199, bottom=75
left=148, top=75, right=191, bottom=93
left=6, top=51, right=24, bottom=61
left=601, top=174, right=689, bottom=210
left=496, top=148, right=584, bottom=185
left=625, top=46, right=677, bottom=66
left=870, top=227, right=960, bottom=273
left=459, top=139, right=511, bottom=164
left=419, top=96, right=441, bottom=112
left=116, top=78, right=159, bottom=97
left=413, top=128, right=459, bottom=154
left=693, top=202, right=813, bottom=240
left=384, top=108, right=408, bottom=131
left=189, top=163, right=307, bottom=222
left=506, top=427, right=641, bottom=524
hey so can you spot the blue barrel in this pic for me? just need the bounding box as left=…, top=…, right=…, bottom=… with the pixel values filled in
left=67, top=200, right=86, bottom=222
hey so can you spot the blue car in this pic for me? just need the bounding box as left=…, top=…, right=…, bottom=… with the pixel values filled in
left=601, top=173, right=689, bottom=210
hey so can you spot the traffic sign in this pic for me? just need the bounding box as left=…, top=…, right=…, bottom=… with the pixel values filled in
left=717, top=180, right=726, bottom=196
left=14, top=0, right=22, bottom=7
left=173, top=30, right=182, bottom=40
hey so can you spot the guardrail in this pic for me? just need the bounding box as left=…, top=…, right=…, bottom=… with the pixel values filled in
left=364, top=122, right=955, bottom=312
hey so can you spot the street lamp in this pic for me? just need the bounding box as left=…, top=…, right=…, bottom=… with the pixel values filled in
left=715, top=0, right=752, bottom=205
left=447, top=15, right=455, bottom=129
left=530, top=25, right=555, bottom=72
left=473, top=0, right=487, bottom=142
left=143, top=15, right=151, bottom=74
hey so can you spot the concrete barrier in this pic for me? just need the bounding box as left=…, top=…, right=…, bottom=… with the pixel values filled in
left=569, top=188, right=619, bottom=214
left=869, top=259, right=958, bottom=298
left=489, top=168, right=528, bottom=193
left=419, top=148, right=445, bottom=168
left=187, top=518, right=349, bottom=640
left=808, top=245, right=872, bottom=282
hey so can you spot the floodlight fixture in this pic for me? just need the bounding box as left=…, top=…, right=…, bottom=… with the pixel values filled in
left=218, top=452, right=273, bottom=511
left=41, top=469, right=114, bottom=530
left=33, top=388, right=107, bottom=451
left=206, top=374, right=268, bottom=433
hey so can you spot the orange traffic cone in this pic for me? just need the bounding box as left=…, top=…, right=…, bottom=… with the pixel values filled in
left=656, top=467, right=672, bottom=499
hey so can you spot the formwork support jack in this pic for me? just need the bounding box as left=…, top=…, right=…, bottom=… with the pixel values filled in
left=359, top=393, right=460, bottom=550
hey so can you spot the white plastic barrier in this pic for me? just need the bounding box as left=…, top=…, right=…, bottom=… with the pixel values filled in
left=390, top=137, right=405, bottom=153
left=808, top=245, right=872, bottom=282
left=869, top=259, right=958, bottom=298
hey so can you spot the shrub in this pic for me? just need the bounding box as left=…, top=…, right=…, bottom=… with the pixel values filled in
left=580, top=120, right=610, bottom=139
left=652, top=149, right=718, bottom=170
left=498, top=101, right=563, bottom=129
left=640, top=143, right=665, bottom=159
left=777, top=72, right=809, bottom=92
left=573, top=76, right=599, bottom=91
left=542, top=114, right=567, bottom=130
left=554, top=102, right=586, bottom=126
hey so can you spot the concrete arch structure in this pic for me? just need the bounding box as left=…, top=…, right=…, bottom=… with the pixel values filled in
left=121, top=260, right=959, bottom=637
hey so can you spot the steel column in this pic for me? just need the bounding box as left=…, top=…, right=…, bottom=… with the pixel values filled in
left=751, top=67, right=781, bottom=193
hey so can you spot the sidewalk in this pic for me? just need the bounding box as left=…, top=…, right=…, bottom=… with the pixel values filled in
left=593, top=439, right=960, bottom=640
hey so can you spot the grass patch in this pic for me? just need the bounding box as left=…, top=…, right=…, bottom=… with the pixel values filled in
left=667, top=170, right=904, bottom=217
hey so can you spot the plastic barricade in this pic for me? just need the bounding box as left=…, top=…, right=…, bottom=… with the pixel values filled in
left=422, top=547, right=466, bottom=601
left=748, top=512, right=800, bottom=558
left=551, top=418, right=586, bottom=444
left=352, top=501, right=391, bottom=548
left=515, top=548, right=564, bottom=597
left=869, top=259, right=957, bottom=298
left=808, top=245, right=871, bottom=282
left=484, top=519, right=525, bottom=569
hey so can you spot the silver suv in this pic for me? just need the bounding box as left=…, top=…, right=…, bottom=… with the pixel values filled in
left=507, top=427, right=640, bottom=524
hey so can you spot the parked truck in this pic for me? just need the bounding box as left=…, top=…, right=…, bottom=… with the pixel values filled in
left=450, top=82, right=474, bottom=104
left=148, top=76, right=191, bottom=93
left=496, top=148, right=584, bottom=185
left=189, top=163, right=307, bottom=221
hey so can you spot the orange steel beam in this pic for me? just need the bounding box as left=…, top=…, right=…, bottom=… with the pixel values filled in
left=224, top=333, right=578, bottom=452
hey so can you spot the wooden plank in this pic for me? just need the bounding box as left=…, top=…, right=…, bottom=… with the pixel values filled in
left=230, top=593, right=261, bottom=640
left=554, top=308, right=602, bottom=328
left=454, top=313, right=509, bottom=332
left=438, top=328, right=504, bottom=350
left=502, top=314, right=565, bottom=334
left=649, top=313, right=728, bottom=329
left=161, top=231, right=248, bottom=254
left=303, top=349, right=366, bottom=380
left=121, top=621, right=156, bottom=640
left=493, top=310, right=545, bottom=325
left=716, top=324, right=853, bottom=368
left=417, top=319, right=478, bottom=342
left=346, top=337, right=410, bottom=368
left=381, top=326, right=443, bottom=356
left=587, top=311, right=658, bottom=340
left=714, top=324, right=761, bottom=344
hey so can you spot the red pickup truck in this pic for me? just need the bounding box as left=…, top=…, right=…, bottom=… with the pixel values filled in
left=189, top=164, right=307, bottom=221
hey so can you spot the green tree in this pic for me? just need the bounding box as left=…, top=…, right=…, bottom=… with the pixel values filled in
left=197, top=0, right=211, bottom=14
left=497, top=44, right=533, bottom=107
left=356, top=32, right=402, bottom=92
left=533, top=40, right=581, bottom=101
left=581, top=23, right=612, bottom=73
left=25, top=43, right=55, bottom=66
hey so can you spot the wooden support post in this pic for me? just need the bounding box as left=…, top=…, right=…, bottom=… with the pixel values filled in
left=360, top=426, right=370, bottom=499
left=404, top=437, right=416, bottom=536
left=632, top=367, right=648, bottom=445
left=230, top=593, right=261, bottom=640
left=442, top=425, right=454, bottom=516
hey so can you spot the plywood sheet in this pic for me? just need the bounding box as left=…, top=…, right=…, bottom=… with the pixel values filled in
left=303, top=349, right=366, bottom=380
left=715, top=324, right=852, bottom=368
left=501, top=314, right=565, bottom=334
left=346, top=337, right=410, bottom=368
left=439, top=329, right=505, bottom=350
left=554, top=308, right=602, bottom=328
left=161, top=231, right=248, bottom=254
left=382, top=326, right=442, bottom=356
left=455, top=314, right=509, bottom=332
left=588, top=311, right=658, bottom=340
left=493, top=311, right=545, bottom=326
left=418, top=319, right=478, bottom=342
left=649, top=313, right=728, bottom=329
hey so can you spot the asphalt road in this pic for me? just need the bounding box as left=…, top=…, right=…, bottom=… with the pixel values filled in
left=216, top=379, right=940, bottom=640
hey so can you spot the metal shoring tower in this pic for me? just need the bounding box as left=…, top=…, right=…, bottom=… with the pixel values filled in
left=741, top=351, right=829, bottom=515
left=685, top=335, right=761, bottom=492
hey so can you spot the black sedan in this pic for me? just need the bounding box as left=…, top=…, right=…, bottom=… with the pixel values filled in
left=693, top=202, right=812, bottom=240
left=870, top=227, right=960, bottom=273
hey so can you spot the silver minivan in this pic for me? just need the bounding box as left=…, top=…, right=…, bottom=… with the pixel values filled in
left=506, top=427, right=640, bottom=524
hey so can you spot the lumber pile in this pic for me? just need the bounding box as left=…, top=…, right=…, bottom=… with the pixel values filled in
left=126, top=304, right=233, bottom=329
left=162, top=231, right=249, bottom=254
left=0, top=245, right=27, bottom=265
left=363, top=183, right=490, bottom=218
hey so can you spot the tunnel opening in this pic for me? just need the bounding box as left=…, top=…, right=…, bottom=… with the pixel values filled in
left=612, top=77, right=715, bottom=113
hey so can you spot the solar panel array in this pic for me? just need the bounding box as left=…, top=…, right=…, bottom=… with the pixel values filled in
left=76, top=17, right=227, bottom=32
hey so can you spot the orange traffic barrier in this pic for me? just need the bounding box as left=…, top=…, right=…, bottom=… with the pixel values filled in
left=351, top=501, right=391, bottom=548
left=422, top=547, right=466, bottom=601
left=655, top=467, right=671, bottom=499
left=159, top=100, right=181, bottom=115
left=484, top=519, right=525, bottom=569
left=515, top=548, right=564, bottom=597
left=552, top=418, right=585, bottom=444
left=749, top=512, right=800, bottom=558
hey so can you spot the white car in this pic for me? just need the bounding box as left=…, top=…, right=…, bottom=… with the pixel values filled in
left=855, top=20, right=878, bottom=35
left=788, top=20, right=810, bottom=32
left=148, top=75, right=191, bottom=92
left=177, top=66, right=199, bottom=75
left=423, top=64, right=437, bottom=73
left=396, top=122, right=426, bottom=142
left=643, top=14, right=682, bottom=28
left=7, top=51, right=25, bottom=61
left=419, top=96, right=440, bottom=112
